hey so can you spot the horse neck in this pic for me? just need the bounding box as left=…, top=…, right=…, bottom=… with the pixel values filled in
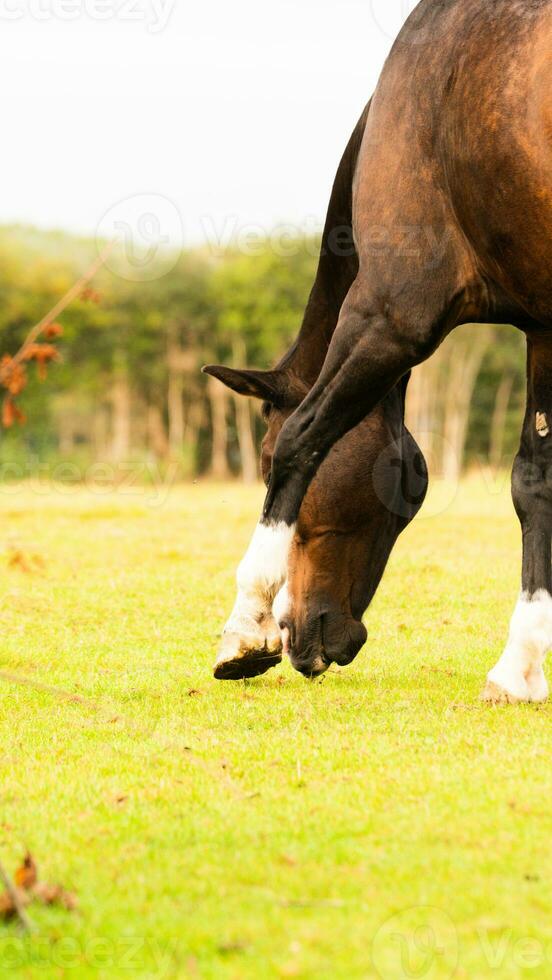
left=277, top=99, right=406, bottom=421
left=276, top=104, right=368, bottom=388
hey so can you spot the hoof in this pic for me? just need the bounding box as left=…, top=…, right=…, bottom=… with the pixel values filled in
left=214, top=618, right=283, bottom=681
left=482, top=668, right=549, bottom=705
left=481, top=680, right=523, bottom=705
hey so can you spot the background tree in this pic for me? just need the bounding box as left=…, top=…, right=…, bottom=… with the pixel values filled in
left=0, top=225, right=527, bottom=481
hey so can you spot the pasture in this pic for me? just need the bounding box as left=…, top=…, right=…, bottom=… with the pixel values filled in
left=1, top=475, right=552, bottom=978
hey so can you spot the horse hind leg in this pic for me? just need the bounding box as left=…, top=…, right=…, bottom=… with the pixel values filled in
left=483, top=331, right=552, bottom=704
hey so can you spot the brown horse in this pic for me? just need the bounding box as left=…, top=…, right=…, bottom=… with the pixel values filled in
left=206, top=0, right=552, bottom=703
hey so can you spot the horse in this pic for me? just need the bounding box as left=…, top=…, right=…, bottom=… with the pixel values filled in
left=205, top=0, right=552, bottom=704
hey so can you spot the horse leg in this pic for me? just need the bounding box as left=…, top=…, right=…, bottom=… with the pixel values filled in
left=484, top=331, right=552, bottom=704
left=218, top=285, right=449, bottom=676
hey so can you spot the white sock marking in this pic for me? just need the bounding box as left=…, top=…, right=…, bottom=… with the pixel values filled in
left=488, top=590, right=552, bottom=702
left=223, top=522, right=295, bottom=636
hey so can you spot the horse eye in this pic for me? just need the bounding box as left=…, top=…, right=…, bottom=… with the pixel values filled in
left=261, top=402, right=272, bottom=422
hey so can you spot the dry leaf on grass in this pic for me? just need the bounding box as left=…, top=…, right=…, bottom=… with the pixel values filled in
left=32, top=882, right=77, bottom=911
left=14, top=853, right=37, bottom=890
left=7, top=549, right=46, bottom=575
left=0, top=852, right=77, bottom=924
left=0, top=887, right=29, bottom=921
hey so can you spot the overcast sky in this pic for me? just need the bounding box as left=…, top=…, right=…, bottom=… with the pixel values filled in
left=0, top=0, right=415, bottom=245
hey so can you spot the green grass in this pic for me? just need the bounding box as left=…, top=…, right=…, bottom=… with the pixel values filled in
left=1, top=473, right=551, bottom=978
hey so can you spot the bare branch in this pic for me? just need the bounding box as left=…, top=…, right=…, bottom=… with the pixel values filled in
left=0, top=240, right=116, bottom=385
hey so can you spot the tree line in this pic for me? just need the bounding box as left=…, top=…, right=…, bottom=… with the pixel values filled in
left=0, top=224, right=527, bottom=481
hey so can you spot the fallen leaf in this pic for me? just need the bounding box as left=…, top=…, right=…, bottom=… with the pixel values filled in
left=280, top=854, right=297, bottom=867
left=14, top=853, right=37, bottom=891
left=32, top=882, right=78, bottom=911
left=0, top=852, right=77, bottom=923
left=7, top=549, right=45, bottom=575
left=217, top=942, right=247, bottom=955
left=0, top=887, right=29, bottom=921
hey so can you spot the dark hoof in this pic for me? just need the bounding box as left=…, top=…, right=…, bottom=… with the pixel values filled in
left=214, top=649, right=283, bottom=681
left=213, top=626, right=283, bottom=681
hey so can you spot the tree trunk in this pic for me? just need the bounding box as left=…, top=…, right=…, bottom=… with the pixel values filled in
left=167, top=370, right=185, bottom=456
left=405, top=361, right=436, bottom=463
left=182, top=396, right=204, bottom=474
left=110, top=353, right=131, bottom=461
left=207, top=374, right=230, bottom=479
left=167, top=327, right=185, bottom=457
left=489, top=372, right=514, bottom=471
left=147, top=403, right=169, bottom=459
left=232, top=338, right=257, bottom=483
left=441, top=331, right=491, bottom=481
left=58, top=410, right=75, bottom=455
left=234, top=396, right=258, bottom=483
left=92, top=405, right=110, bottom=459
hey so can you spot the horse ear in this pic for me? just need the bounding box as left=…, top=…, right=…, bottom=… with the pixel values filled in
left=202, top=365, right=285, bottom=403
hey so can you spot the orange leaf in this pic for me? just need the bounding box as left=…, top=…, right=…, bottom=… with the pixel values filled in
left=22, top=343, right=59, bottom=364
left=22, top=343, right=60, bottom=381
left=13, top=403, right=26, bottom=425
left=2, top=397, right=26, bottom=428
left=2, top=397, right=15, bottom=428
left=80, top=287, right=102, bottom=304
left=7, top=549, right=44, bottom=574
left=0, top=356, right=27, bottom=396
left=14, top=853, right=37, bottom=891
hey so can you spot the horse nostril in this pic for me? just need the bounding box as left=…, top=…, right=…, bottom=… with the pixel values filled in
left=294, top=653, right=330, bottom=678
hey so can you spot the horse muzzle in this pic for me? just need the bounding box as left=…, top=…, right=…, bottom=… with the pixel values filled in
left=280, top=603, right=367, bottom=678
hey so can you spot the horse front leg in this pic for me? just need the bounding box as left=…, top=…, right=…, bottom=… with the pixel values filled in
left=214, top=524, right=292, bottom=680
left=484, top=333, right=552, bottom=704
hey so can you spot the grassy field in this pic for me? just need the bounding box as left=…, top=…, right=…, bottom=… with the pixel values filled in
left=1, top=472, right=552, bottom=978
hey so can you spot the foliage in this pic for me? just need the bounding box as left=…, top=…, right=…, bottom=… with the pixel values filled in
left=0, top=224, right=526, bottom=480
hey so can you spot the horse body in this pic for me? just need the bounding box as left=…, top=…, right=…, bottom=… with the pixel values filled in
left=354, top=0, right=552, bottom=332
left=208, top=0, right=552, bottom=700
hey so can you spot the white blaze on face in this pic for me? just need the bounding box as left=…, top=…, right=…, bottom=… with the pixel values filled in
left=487, top=590, right=552, bottom=702
left=224, top=522, right=296, bottom=635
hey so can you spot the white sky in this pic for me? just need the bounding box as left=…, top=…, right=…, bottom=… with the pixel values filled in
left=0, top=0, right=415, bottom=244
